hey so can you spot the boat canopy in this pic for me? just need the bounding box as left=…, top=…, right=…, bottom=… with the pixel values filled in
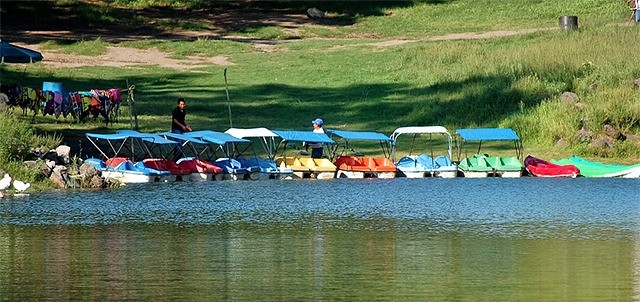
left=115, top=130, right=179, bottom=145
left=272, top=130, right=334, bottom=144
left=390, top=126, right=450, bottom=139
left=225, top=128, right=281, bottom=159
left=388, top=126, right=454, bottom=162
left=326, top=129, right=392, bottom=159
left=86, top=133, right=130, bottom=141
left=455, top=128, right=520, bottom=141
left=86, top=130, right=178, bottom=160
left=225, top=127, right=279, bottom=138
left=185, top=130, right=251, bottom=144
left=326, top=129, right=392, bottom=141
left=455, top=128, right=523, bottom=160
left=159, top=132, right=207, bottom=144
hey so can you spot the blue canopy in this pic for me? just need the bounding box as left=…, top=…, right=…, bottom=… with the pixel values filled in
left=86, top=133, right=130, bottom=140
left=159, top=132, right=207, bottom=144
left=0, top=41, right=43, bottom=63
left=455, top=128, right=520, bottom=141
left=185, top=130, right=251, bottom=145
left=272, top=130, right=334, bottom=144
left=114, top=130, right=178, bottom=145
left=326, top=129, right=392, bottom=141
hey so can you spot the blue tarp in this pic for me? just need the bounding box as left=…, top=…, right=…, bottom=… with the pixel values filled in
left=326, top=129, right=392, bottom=141
left=272, top=130, right=334, bottom=143
left=455, top=128, right=520, bottom=141
left=185, top=130, right=251, bottom=145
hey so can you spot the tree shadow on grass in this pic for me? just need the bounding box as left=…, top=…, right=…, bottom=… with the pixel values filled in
left=1, top=61, right=574, bottom=159
left=1, top=0, right=454, bottom=44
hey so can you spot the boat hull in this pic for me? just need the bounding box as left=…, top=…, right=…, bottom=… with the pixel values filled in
left=525, top=155, right=580, bottom=178
left=102, top=171, right=160, bottom=183
left=552, top=156, right=640, bottom=178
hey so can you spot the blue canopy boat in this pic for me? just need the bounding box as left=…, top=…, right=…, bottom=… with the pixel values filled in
left=225, top=128, right=294, bottom=179
left=455, top=128, right=524, bottom=178
left=326, top=129, right=396, bottom=179
left=85, top=131, right=176, bottom=183
left=272, top=130, right=336, bottom=179
left=389, top=126, right=457, bottom=178
left=184, top=130, right=259, bottom=180
left=159, top=132, right=224, bottom=181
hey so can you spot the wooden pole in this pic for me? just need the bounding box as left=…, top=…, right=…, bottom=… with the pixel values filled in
left=224, top=68, right=233, bottom=128
left=126, top=79, right=138, bottom=130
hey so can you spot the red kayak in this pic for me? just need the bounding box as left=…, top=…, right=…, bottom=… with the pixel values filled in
left=524, top=155, right=580, bottom=177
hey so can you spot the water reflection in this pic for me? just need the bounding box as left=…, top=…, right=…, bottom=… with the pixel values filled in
left=0, top=178, right=639, bottom=300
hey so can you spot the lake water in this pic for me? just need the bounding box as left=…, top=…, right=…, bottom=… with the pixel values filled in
left=1, top=178, right=639, bottom=301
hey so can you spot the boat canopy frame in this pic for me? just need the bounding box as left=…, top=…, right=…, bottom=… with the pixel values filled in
left=86, top=130, right=178, bottom=161
left=325, top=129, right=392, bottom=160
left=271, top=130, right=334, bottom=159
left=454, top=128, right=523, bottom=160
left=225, top=127, right=280, bottom=160
left=183, top=130, right=252, bottom=161
left=389, top=126, right=454, bottom=162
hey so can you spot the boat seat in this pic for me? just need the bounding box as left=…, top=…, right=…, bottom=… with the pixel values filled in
left=434, top=155, right=452, bottom=168
left=416, top=154, right=435, bottom=169
left=335, top=156, right=369, bottom=172
left=364, top=157, right=396, bottom=172
left=276, top=157, right=310, bottom=172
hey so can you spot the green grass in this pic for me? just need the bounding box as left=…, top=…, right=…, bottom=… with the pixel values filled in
left=1, top=0, right=639, bottom=165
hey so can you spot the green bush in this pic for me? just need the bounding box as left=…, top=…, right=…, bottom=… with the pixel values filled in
left=0, top=113, right=63, bottom=164
left=0, top=112, right=35, bottom=163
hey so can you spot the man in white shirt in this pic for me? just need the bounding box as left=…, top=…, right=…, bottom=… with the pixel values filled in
left=309, top=118, right=325, bottom=158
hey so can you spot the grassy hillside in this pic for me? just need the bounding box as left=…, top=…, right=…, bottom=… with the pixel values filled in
left=1, top=0, right=639, bottom=163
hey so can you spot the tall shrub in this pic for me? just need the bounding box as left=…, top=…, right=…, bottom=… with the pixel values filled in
left=0, top=112, right=34, bottom=163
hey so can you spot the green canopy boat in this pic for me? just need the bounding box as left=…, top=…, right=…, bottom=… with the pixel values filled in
left=455, top=128, right=524, bottom=178
left=551, top=156, right=640, bottom=178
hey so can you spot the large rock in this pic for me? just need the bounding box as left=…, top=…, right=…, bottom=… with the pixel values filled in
left=560, top=92, right=579, bottom=105
left=56, top=145, right=72, bottom=164
left=589, top=136, right=613, bottom=149
left=0, top=93, right=8, bottom=111
left=603, top=124, right=625, bottom=141
left=50, top=165, right=69, bottom=189
left=79, top=162, right=98, bottom=179
left=576, top=128, right=592, bottom=143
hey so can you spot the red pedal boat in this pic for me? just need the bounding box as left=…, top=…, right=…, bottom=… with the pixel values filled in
left=524, top=155, right=580, bottom=178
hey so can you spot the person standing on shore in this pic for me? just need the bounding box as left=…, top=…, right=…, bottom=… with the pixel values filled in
left=309, top=118, right=325, bottom=158
left=171, top=98, right=192, bottom=134
left=171, top=98, right=192, bottom=161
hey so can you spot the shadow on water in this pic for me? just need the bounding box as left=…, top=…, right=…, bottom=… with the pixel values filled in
left=0, top=177, right=639, bottom=301
left=2, top=178, right=639, bottom=239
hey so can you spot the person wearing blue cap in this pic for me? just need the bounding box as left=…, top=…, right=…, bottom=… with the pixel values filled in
left=309, top=118, right=325, bottom=158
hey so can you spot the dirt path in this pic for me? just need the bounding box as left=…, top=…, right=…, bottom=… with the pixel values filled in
left=15, top=27, right=553, bottom=71
left=24, top=45, right=234, bottom=70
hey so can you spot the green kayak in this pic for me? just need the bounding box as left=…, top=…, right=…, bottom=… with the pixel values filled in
left=551, top=156, right=640, bottom=178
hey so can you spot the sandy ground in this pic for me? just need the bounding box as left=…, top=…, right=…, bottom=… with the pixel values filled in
left=21, top=44, right=234, bottom=70
left=12, top=27, right=553, bottom=71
